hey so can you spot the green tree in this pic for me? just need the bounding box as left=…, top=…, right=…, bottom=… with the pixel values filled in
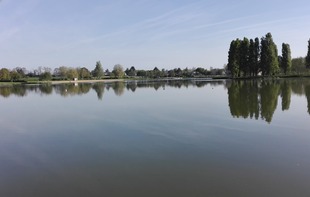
left=254, top=38, right=260, bottom=76
left=248, top=39, right=256, bottom=76
left=67, top=68, right=78, bottom=79
left=92, top=61, right=104, bottom=79
left=10, top=70, right=22, bottom=81
left=78, top=67, right=91, bottom=79
left=240, top=37, right=250, bottom=76
left=260, top=33, right=279, bottom=76
left=137, top=70, right=147, bottom=77
left=125, top=66, right=137, bottom=77
left=0, top=68, right=11, bottom=81
left=227, top=39, right=241, bottom=77
left=55, top=66, right=69, bottom=79
left=248, top=38, right=260, bottom=76
left=152, top=67, right=162, bottom=78
left=168, top=69, right=175, bottom=77
left=281, top=43, right=292, bottom=74
left=112, top=64, right=125, bottom=79
left=195, top=67, right=206, bottom=76
left=292, top=57, right=306, bottom=74
left=306, top=39, right=310, bottom=69
left=39, top=71, right=52, bottom=81
left=13, top=67, right=27, bottom=78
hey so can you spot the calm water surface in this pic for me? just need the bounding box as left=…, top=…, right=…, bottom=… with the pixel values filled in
left=0, top=79, right=310, bottom=197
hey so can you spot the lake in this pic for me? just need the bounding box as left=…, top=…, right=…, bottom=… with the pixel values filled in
left=0, top=78, right=310, bottom=197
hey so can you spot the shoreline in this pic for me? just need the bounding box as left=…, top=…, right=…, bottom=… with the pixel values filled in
left=49, top=79, right=125, bottom=84
left=1, top=75, right=310, bottom=86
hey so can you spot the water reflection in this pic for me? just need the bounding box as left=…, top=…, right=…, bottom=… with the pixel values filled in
left=1, top=79, right=310, bottom=122
left=227, top=79, right=310, bottom=123
left=0, top=80, right=225, bottom=99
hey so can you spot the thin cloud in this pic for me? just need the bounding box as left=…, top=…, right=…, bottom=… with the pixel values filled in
left=65, top=1, right=208, bottom=48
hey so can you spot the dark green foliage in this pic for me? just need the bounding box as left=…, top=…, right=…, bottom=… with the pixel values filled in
left=291, top=57, right=307, bottom=74
left=228, top=33, right=284, bottom=77
left=281, top=43, right=292, bottom=74
left=152, top=67, right=162, bottom=78
left=195, top=67, right=207, bottom=76
left=248, top=39, right=256, bottom=76
left=239, top=37, right=250, bottom=76
left=174, top=68, right=183, bottom=77
left=254, top=38, right=260, bottom=75
left=248, top=38, right=260, bottom=76
left=136, top=70, right=147, bottom=77
left=306, top=39, right=310, bottom=69
left=228, top=36, right=260, bottom=77
left=227, top=39, right=241, bottom=77
left=125, top=66, right=137, bottom=77
left=260, top=33, right=279, bottom=76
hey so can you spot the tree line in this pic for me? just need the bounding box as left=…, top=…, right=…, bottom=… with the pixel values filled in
left=0, top=62, right=225, bottom=82
left=227, top=32, right=310, bottom=77
left=0, top=61, right=127, bottom=81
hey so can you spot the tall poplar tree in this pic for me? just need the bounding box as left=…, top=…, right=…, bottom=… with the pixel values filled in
left=254, top=38, right=260, bottom=76
left=228, top=39, right=241, bottom=77
left=240, top=37, right=250, bottom=76
left=281, top=43, right=292, bottom=74
left=306, top=39, right=310, bottom=69
left=260, top=33, right=279, bottom=76
left=248, top=38, right=259, bottom=76
left=248, top=39, right=260, bottom=76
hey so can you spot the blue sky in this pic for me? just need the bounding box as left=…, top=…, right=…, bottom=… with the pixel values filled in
left=1, top=0, right=310, bottom=71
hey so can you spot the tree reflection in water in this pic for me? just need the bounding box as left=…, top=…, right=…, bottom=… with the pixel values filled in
left=227, top=78, right=310, bottom=123
left=1, top=79, right=310, bottom=121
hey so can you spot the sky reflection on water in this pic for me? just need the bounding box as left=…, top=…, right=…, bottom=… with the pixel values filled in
left=0, top=79, right=310, bottom=197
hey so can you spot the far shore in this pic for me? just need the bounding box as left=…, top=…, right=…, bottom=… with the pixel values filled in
left=49, top=79, right=125, bottom=84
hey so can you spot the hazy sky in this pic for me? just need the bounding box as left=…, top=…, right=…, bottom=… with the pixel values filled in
left=1, top=0, right=310, bottom=70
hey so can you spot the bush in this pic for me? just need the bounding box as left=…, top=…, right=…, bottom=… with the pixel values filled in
left=39, top=72, right=52, bottom=81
